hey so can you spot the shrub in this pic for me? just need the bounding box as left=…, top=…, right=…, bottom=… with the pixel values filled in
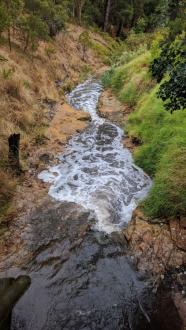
left=158, top=62, right=186, bottom=112
left=125, top=32, right=153, bottom=51
left=101, top=68, right=114, bottom=88
left=134, top=17, right=147, bottom=33
left=151, top=32, right=185, bottom=82
left=150, top=31, right=186, bottom=112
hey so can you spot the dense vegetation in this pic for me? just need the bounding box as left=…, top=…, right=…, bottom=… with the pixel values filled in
left=102, top=23, right=186, bottom=219
left=0, top=0, right=185, bottom=52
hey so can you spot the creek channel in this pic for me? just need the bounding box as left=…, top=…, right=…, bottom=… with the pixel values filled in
left=0, top=79, right=181, bottom=330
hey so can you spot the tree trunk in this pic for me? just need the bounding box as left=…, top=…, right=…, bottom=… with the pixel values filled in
left=74, top=0, right=85, bottom=23
left=8, top=28, right=11, bottom=52
left=24, top=33, right=30, bottom=52
left=169, top=0, right=180, bottom=20
left=116, top=19, right=124, bottom=37
left=8, top=133, right=21, bottom=174
left=104, top=0, right=111, bottom=32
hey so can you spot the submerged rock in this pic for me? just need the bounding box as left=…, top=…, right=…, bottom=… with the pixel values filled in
left=0, top=276, right=31, bottom=330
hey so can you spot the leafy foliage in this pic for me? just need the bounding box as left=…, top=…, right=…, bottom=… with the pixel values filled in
left=0, top=0, right=69, bottom=51
left=151, top=33, right=186, bottom=82
left=0, top=0, right=185, bottom=53
left=17, top=14, right=49, bottom=51
left=150, top=32, right=186, bottom=111
left=158, top=63, right=186, bottom=111
left=0, top=3, right=9, bottom=33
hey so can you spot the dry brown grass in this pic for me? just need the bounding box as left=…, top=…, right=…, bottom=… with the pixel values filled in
left=0, top=170, right=17, bottom=221
left=0, top=24, right=109, bottom=217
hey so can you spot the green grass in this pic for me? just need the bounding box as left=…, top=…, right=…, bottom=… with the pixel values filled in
left=90, top=40, right=111, bottom=64
left=127, top=86, right=186, bottom=218
left=102, top=52, right=152, bottom=98
left=102, top=52, right=186, bottom=219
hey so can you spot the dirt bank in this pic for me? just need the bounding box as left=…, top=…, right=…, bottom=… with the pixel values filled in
left=99, top=89, right=186, bottom=274
left=99, top=88, right=186, bottom=328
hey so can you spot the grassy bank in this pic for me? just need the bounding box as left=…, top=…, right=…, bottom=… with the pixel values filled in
left=102, top=53, right=186, bottom=219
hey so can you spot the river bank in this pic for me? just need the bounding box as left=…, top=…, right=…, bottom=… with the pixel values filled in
left=99, top=89, right=186, bottom=273
left=99, top=88, right=186, bottom=328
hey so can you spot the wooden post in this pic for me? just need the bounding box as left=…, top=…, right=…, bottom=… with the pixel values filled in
left=8, top=133, right=21, bottom=174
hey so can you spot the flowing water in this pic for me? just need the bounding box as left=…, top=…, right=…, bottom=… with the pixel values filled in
left=39, top=79, right=152, bottom=234
left=1, top=79, right=180, bottom=330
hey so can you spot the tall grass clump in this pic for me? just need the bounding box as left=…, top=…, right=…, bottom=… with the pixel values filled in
left=127, top=85, right=186, bottom=218
left=102, top=52, right=153, bottom=107
left=144, top=145, right=186, bottom=218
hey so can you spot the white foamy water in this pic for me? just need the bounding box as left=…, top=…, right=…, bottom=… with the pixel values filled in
left=39, top=79, right=152, bottom=233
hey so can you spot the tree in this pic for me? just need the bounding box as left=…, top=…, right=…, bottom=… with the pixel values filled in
left=73, top=0, right=86, bottom=23
left=1, top=0, right=23, bottom=51
left=17, top=13, right=48, bottom=51
left=158, top=62, right=186, bottom=112
left=0, top=3, right=9, bottom=36
left=78, top=30, right=91, bottom=60
left=103, top=0, right=111, bottom=32
left=113, top=0, right=134, bottom=36
left=24, top=0, right=68, bottom=36
left=151, top=32, right=186, bottom=112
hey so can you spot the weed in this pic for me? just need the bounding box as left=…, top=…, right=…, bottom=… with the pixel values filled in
left=23, top=80, right=30, bottom=89
left=45, top=46, right=56, bottom=59
left=2, top=67, right=14, bottom=79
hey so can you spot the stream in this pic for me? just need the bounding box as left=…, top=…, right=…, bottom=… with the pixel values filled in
left=0, top=80, right=181, bottom=330
left=39, top=79, right=152, bottom=234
